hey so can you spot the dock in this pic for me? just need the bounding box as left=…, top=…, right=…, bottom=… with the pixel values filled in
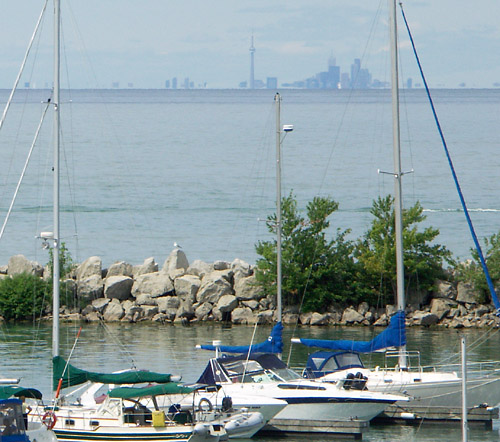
left=261, top=418, right=369, bottom=439
left=375, top=404, right=499, bottom=429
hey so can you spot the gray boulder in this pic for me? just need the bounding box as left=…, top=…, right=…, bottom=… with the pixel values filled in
left=231, top=307, right=254, bottom=324
left=107, top=261, right=133, bottom=278
left=174, top=275, right=201, bottom=303
left=217, top=295, right=239, bottom=313
left=341, top=307, right=365, bottom=325
left=310, top=312, right=330, bottom=326
left=91, top=298, right=110, bottom=313
left=76, top=256, right=102, bottom=280
left=104, top=276, right=133, bottom=300
left=187, top=260, right=213, bottom=278
left=197, top=271, right=234, bottom=304
left=157, top=296, right=180, bottom=313
left=457, top=282, right=478, bottom=304
left=8, top=255, right=43, bottom=277
left=234, top=274, right=263, bottom=301
left=242, top=300, right=259, bottom=310
left=430, top=298, right=452, bottom=321
left=132, top=272, right=174, bottom=298
left=412, top=311, right=439, bottom=326
left=175, top=301, right=195, bottom=320
left=135, top=294, right=157, bottom=306
left=103, top=299, right=124, bottom=321
left=434, top=279, right=456, bottom=299
left=214, top=260, right=230, bottom=271
left=195, top=302, right=213, bottom=321
left=77, top=275, right=104, bottom=300
left=162, top=249, right=189, bottom=278
left=132, top=257, right=158, bottom=277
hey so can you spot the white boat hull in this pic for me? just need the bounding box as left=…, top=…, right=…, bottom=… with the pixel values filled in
left=320, top=368, right=500, bottom=409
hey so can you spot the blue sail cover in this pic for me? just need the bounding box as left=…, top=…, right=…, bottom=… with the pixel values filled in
left=296, top=311, right=406, bottom=353
left=198, top=322, right=283, bottom=354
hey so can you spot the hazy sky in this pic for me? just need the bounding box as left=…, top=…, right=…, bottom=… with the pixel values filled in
left=0, top=1, right=499, bottom=89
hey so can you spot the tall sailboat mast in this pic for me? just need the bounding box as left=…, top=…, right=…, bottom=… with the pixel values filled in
left=275, top=93, right=283, bottom=324
left=52, top=0, right=61, bottom=359
left=389, top=0, right=407, bottom=369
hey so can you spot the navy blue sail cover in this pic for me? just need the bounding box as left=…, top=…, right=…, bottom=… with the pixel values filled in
left=199, top=322, right=283, bottom=354
left=296, top=311, right=406, bottom=353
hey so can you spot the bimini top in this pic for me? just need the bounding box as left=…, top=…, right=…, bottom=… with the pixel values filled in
left=293, top=311, right=406, bottom=353
left=0, top=386, right=43, bottom=400
left=53, top=356, right=174, bottom=390
left=197, top=352, right=299, bottom=385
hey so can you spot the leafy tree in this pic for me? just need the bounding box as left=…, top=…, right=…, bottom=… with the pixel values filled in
left=0, top=273, right=51, bottom=321
left=255, top=192, right=361, bottom=312
left=355, top=195, right=454, bottom=303
left=47, top=242, right=78, bottom=309
left=47, top=242, right=75, bottom=279
left=455, top=231, right=500, bottom=304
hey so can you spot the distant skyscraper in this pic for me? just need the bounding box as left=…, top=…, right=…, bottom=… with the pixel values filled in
left=172, top=77, right=177, bottom=89
left=266, top=77, right=278, bottom=89
left=249, top=35, right=255, bottom=89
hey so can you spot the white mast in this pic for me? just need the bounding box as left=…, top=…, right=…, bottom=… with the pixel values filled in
left=389, top=0, right=407, bottom=369
left=275, top=93, right=282, bottom=324
left=52, top=0, right=61, bottom=359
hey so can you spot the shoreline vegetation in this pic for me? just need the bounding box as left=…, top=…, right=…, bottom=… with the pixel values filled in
left=1, top=195, right=498, bottom=328
left=0, top=251, right=497, bottom=329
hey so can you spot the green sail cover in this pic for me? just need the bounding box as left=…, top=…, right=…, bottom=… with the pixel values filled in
left=53, top=356, right=173, bottom=390
left=108, top=383, right=194, bottom=399
left=0, top=386, right=43, bottom=400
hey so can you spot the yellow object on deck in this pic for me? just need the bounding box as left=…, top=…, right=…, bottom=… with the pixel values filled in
left=152, top=410, right=165, bottom=427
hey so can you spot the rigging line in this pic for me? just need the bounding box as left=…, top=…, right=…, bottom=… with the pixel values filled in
left=96, top=319, right=138, bottom=369
left=399, top=2, right=500, bottom=316
left=0, top=101, right=51, bottom=242
left=0, top=0, right=48, bottom=134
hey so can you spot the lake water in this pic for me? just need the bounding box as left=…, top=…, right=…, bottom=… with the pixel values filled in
left=0, top=88, right=499, bottom=270
left=1, top=322, right=500, bottom=441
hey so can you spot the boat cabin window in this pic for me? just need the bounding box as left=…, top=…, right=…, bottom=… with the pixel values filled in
left=335, top=353, right=363, bottom=369
left=313, top=356, right=338, bottom=372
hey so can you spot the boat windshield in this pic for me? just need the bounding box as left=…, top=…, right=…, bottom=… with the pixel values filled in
left=220, top=357, right=300, bottom=383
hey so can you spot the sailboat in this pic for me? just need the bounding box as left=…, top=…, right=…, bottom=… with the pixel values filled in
left=291, top=0, right=500, bottom=417
left=194, top=93, right=409, bottom=435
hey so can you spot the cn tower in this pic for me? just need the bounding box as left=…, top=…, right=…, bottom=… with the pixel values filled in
left=249, top=35, right=255, bottom=89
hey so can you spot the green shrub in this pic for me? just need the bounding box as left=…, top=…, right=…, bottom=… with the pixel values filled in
left=0, top=273, right=51, bottom=321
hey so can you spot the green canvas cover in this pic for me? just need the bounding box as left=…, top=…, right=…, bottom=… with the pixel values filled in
left=53, top=356, right=173, bottom=390
left=108, top=383, right=194, bottom=399
left=0, top=386, right=43, bottom=400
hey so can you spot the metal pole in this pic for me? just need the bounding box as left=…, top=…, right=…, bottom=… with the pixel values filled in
left=52, top=0, right=60, bottom=359
left=461, top=335, right=468, bottom=442
left=390, top=0, right=406, bottom=369
left=274, top=93, right=282, bottom=324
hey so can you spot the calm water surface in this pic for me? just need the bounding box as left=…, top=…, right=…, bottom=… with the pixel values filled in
left=1, top=322, right=500, bottom=441
left=0, top=89, right=499, bottom=269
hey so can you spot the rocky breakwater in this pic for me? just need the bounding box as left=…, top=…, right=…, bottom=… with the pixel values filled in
left=2, top=249, right=274, bottom=324
left=1, top=252, right=499, bottom=328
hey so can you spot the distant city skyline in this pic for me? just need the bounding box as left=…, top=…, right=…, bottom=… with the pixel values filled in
left=1, top=1, right=499, bottom=89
